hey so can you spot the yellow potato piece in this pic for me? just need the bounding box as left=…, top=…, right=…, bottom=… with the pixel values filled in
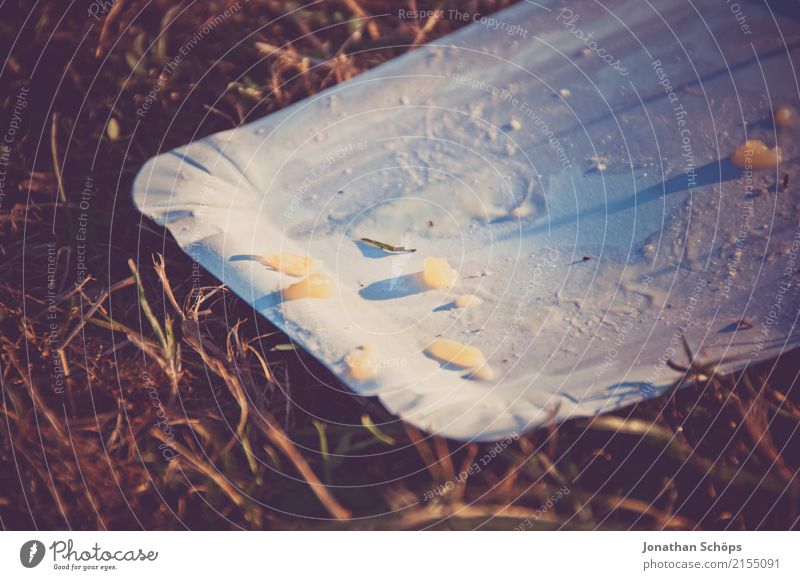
left=259, top=252, right=318, bottom=277
left=421, top=257, right=458, bottom=289
left=282, top=273, right=336, bottom=300
left=344, top=345, right=378, bottom=381
left=454, top=294, right=483, bottom=308
left=425, top=338, right=486, bottom=369
left=730, top=139, right=782, bottom=170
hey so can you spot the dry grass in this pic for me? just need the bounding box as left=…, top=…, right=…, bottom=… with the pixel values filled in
left=0, top=0, right=798, bottom=530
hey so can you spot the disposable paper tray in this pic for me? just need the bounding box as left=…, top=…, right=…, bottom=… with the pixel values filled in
left=134, top=0, right=800, bottom=440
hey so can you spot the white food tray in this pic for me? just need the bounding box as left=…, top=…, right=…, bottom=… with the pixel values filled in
left=134, top=0, right=800, bottom=440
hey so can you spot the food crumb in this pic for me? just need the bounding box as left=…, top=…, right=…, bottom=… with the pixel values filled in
left=731, top=139, right=782, bottom=170
left=425, top=338, right=486, bottom=369
left=282, top=273, right=336, bottom=300
left=775, top=106, right=793, bottom=128
left=589, top=155, right=607, bottom=172
left=421, top=257, right=458, bottom=289
left=259, top=252, right=319, bottom=277
left=345, top=344, right=379, bottom=381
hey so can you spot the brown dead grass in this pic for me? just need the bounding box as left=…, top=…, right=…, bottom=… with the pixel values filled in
left=0, top=0, right=798, bottom=530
